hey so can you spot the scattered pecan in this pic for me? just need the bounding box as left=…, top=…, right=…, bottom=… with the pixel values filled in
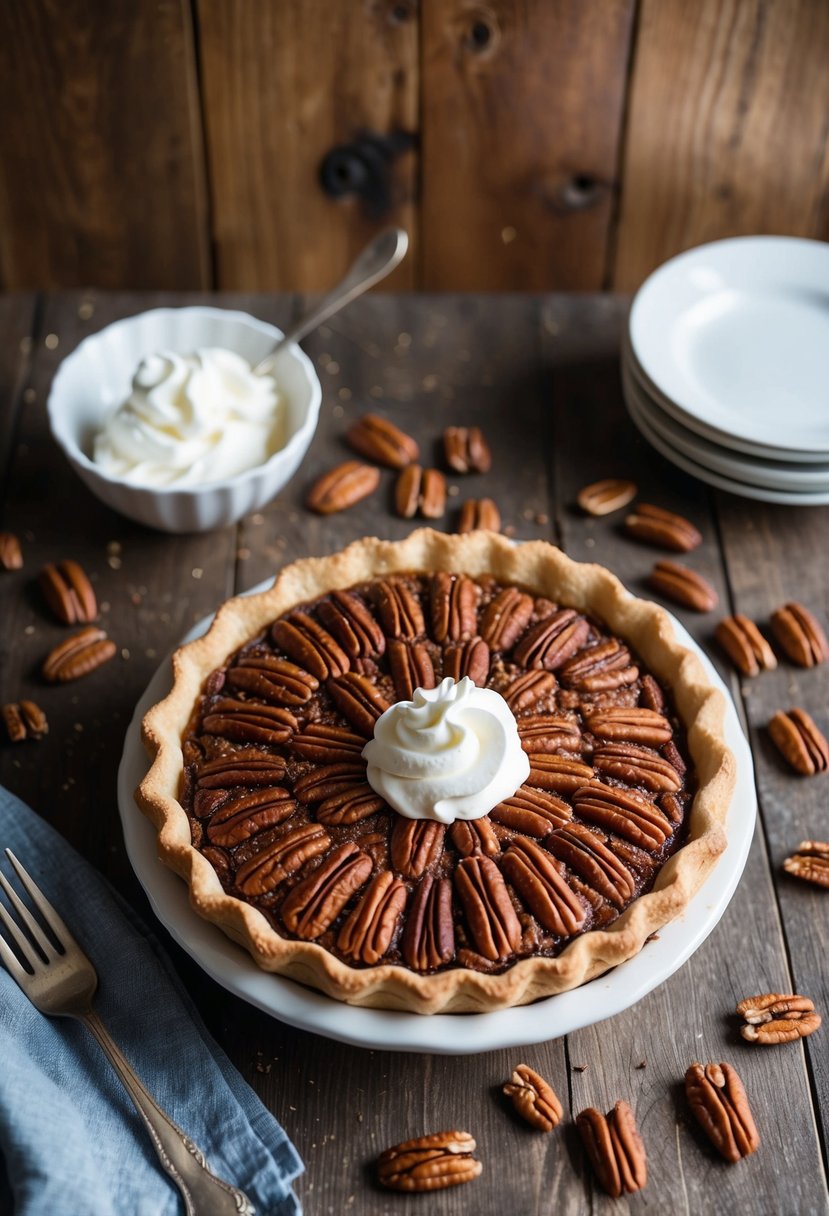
left=479, top=586, right=534, bottom=652
left=503, top=1064, right=563, bottom=1132
left=401, top=873, right=455, bottom=970
left=715, top=614, right=777, bottom=677
left=228, top=654, right=319, bottom=705
left=39, top=560, right=97, bottom=624
left=372, top=579, right=425, bottom=639
left=337, top=871, right=407, bottom=964
left=526, top=754, right=594, bottom=795
left=491, top=787, right=572, bottom=836
left=559, top=638, right=638, bottom=692
left=317, top=590, right=385, bottom=660
left=455, top=855, right=522, bottom=961
left=345, top=413, right=419, bottom=469
left=2, top=700, right=48, bottom=743
left=316, top=783, right=385, bottom=824
left=272, top=612, right=349, bottom=681
left=593, top=742, right=682, bottom=793
left=624, top=503, right=701, bottom=552
left=377, top=1130, right=481, bottom=1192
left=770, top=602, right=829, bottom=668
left=685, top=1062, right=759, bottom=1162
left=736, top=992, right=821, bottom=1044
left=585, top=707, right=672, bottom=747
left=281, top=842, right=372, bottom=939
left=235, top=822, right=330, bottom=896
left=547, top=823, right=635, bottom=907
left=290, top=723, right=366, bottom=763
left=576, top=1100, right=647, bottom=1197
left=503, top=670, right=557, bottom=712
left=430, top=573, right=478, bottom=643
left=327, top=671, right=391, bottom=736
left=206, top=788, right=296, bottom=847
left=768, top=708, right=829, bottom=775
left=572, top=783, right=672, bottom=850
left=444, top=425, right=492, bottom=474
left=783, top=840, right=829, bottom=888
left=394, top=464, right=446, bottom=519
left=443, top=638, right=490, bottom=686
left=202, top=699, right=297, bottom=747
left=306, top=460, right=380, bottom=514
left=420, top=468, right=447, bottom=519
left=502, top=838, right=586, bottom=934
left=450, top=817, right=500, bottom=858
left=42, top=626, right=117, bottom=683
left=196, top=753, right=286, bottom=789
left=517, top=714, right=581, bottom=754
left=391, top=819, right=446, bottom=879
left=457, top=498, right=501, bottom=533
left=577, top=478, right=637, bottom=516
left=514, top=609, right=590, bottom=671
left=648, top=560, right=718, bottom=612
left=0, top=532, right=23, bottom=570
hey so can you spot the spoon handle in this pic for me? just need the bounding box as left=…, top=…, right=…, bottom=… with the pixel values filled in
left=254, top=227, right=408, bottom=374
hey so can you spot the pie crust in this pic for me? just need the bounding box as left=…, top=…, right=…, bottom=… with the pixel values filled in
left=137, top=529, right=734, bottom=1014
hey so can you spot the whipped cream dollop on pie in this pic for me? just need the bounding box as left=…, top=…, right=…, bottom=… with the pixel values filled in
left=364, top=677, right=530, bottom=824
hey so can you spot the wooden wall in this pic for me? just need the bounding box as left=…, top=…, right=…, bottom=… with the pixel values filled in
left=0, top=0, right=827, bottom=293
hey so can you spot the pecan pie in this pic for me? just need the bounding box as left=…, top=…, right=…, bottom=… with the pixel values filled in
left=138, top=530, right=733, bottom=1013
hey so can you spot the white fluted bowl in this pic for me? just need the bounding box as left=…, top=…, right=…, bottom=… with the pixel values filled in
left=47, top=306, right=322, bottom=533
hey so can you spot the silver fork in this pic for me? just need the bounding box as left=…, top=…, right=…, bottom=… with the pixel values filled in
left=0, top=849, right=254, bottom=1215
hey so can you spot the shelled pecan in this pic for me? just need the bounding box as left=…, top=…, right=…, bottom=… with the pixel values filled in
left=527, top=754, right=594, bottom=795
left=592, top=742, right=682, bottom=793
left=454, top=855, right=522, bottom=961
left=289, top=723, right=366, bottom=763
left=2, top=700, right=48, bottom=743
left=202, top=699, right=297, bottom=747
left=685, top=1062, right=759, bottom=1162
left=585, top=706, right=672, bottom=747
left=281, top=842, right=372, bottom=939
left=205, top=788, right=296, bottom=847
left=305, top=460, right=380, bottom=514
left=547, top=824, right=635, bottom=907
left=327, top=672, right=391, bottom=736
left=768, top=708, right=829, bottom=775
left=572, top=783, right=672, bottom=850
left=783, top=841, right=829, bottom=888
left=715, top=614, right=777, bottom=676
left=317, top=590, right=386, bottom=660
left=560, top=639, right=638, bottom=692
left=388, top=639, right=436, bottom=700
left=390, top=819, right=446, bottom=878
left=42, top=626, right=117, bottom=683
left=228, top=655, right=319, bottom=705
left=444, top=425, right=492, bottom=474
left=577, top=478, right=637, bottom=516
left=272, top=612, right=349, bottom=681
left=624, top=503, right=701, bottom=551
left=514, top=609, right=590, bottom=671
left=0, top=532, right=23, bottom=570
left=316, top=783, right=385, bottom=824
left=443, top=638, right=490, bottom=686
left=503, top=1064, right=563, bottom=1132
left=648, top=560, right=718, bottom=612
left=576, top=1100, right=647, bottom=1197
left=503, top=670, right=557, bottom=712
left=235, top=822, right=330, bottom=896
left=39, top=560, right=98, bottom=624
left=450, top=817, right=500, bottom=858
left=337, top=871, right=407, bottom=965
left=430, top=573, right=477, bottom=642
left=491, top=787, right=571, bottom=836
left=401, top=873, right=454, bottom=970
left=479, top=586, right=534, bottom=651
left=372, top=579, right=425, bottom=639
left=457, top=497, right=501, bottom=533
left=736, top=992, right=821, bottom=1044
left=346, top=413, right=419, bottom=468
left=502, top=838, right=585, bottom=934
left=517, top=714, right=581, bottom=754
left=394, top=464, right=446, bottom=519
left=377, top=1130, right=482, bottom=1192
left=770, top=601, right=829, bottom=667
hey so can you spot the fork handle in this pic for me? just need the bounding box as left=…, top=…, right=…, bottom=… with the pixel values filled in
left=82, top=1010, right=254, bottom=1215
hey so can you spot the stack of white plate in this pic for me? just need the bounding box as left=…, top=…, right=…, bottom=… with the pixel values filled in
left=623, top=237, right=829, bottom=505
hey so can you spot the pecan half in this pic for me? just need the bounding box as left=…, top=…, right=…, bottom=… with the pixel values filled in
left=585, top=707, right=672, bottom=747
left=2, top=700, right=48, bottom=743
left=527, top=754, right=595, bottom=795
left=457, top=498, right=501, bottom=533
left=572, top=783, right=672, bottom=850
left=420, top=467, right=447, bottom=519
left=547, top=823, right=635, bottom=907
left=377, top=1130, right=481, bottom=1192
left=227, top=654, right=319, bottom=705
left=639, top=674, right=665, bottom=712
left=455, top=855, right=522, bottom=961
left=290, top=723, right=366, bottom=763
left=372, top=579, right=425, bottom=639
left=206, top=788, right=296, bottom=846
left=715, top=615, right=777, bottom=677
left=42, top=626, right=117, bottom=682
left=388, top=639, right=436, bottom=700
left=203, top=699, right=297, bottom=747
left=503, top=1064, right=563, bottom=1132
left=559, top=639, right=638, bottom=692
left=430, top=573, right=478, bottom=643
left=395, top=462, right=422, bottom=518
left=770, top=602, right=829, bottom=668
left=577, top=478, right=637, bottom=516
left=768, top=708, right=829, bottom=775
left=281, top=842, right=372, bottom=938
left=402, top=873, right=455, bottom=970
left=502, top=837, right=586, bottom=934
left=444, top=425, right=492, bottom=474
left=293, top=762, right=367, bottom=803
left=783, top=840, right=829, bottom=888
left=450, top=817, right=500, bottom=858
left=327, top=671, right=391, bottom=736
left=576, top=1101, right=647, bottom=1197
left=443, top=638, right=490, bottom=686
left=518, top=714, right=581, bottom=754
left=0, top=532, right=23, bottom=570
left=316, top=783, right=385, bottom=824
left=593, top=742, right=682, bottom=793
left=345, top=412, right=419, bottom=468
left=736, top=992, right=821, bottom=1044
left=39, top=560, right=97, bottom=624
left=272, top=612, right=349, bottom=680
left=235, top=822, right=330, bottom=896
left=503, top=670, right=557, bottom=712
left=685, top=1062, right=759, bottom=1162
left=479, top=587, right=534, bottom=652
left=306, top=460, right=380, bottom=514
left=337, top=871, right=407, bottom=964
left=625, top=503, right=701, bottom=552
left=648, top=560, right=718, bottom=612
left=390, top=819, right=445, bottom=878
left=196, top=753, right=286, bottom=789
left=317, top=590, right=385, bottom=660
left=491, top=787, right=572, bottom=836
left=514, top=609, right=590, bottom=671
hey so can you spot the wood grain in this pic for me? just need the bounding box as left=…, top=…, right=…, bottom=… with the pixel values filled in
left=419, top=0, right=636, bottom=290
left=196, top=0, right=418, bottom=292
left=0, top=294, right=37, bottom=488
left=0, top=1, right=209, bottom=290
left=613, top=0, right=829, bottom=289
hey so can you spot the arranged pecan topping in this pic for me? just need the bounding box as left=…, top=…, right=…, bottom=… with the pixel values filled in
left=305, top=460, right=380, bottom=514
left=201, top=846, right=231, bottom=884
left=391, top=819, right=446, bottom=878
left=2, top=700, right=48, bottom=743
left=395, top=464, right=446, bottom=519
left=387, top=639, right=436, bottom=700
left=560, top=640, right=638, bottom=692
left=685, top=1062, right=759, bottom=1162
left=373, top=579, right=425, bottom=639
left=527, top=754, right=595, bottom=795
left=576, top=1100, right=647, bottom=1197
left=0, top=532, right=23, bottom=570
left=572, top=783, right=672, bottom=850
left=547, top=823, right=635, bottom=907
left=736, top=992, right=821, bottom=1044
left=235, top=823, right=330, bottom=896
left=479, top=586, right=534, bottom=652
left=377, top=1130, right=482, bottom=1192
left=491, top=787, right=572, bottom=836
left=206, top=788, right=296, bottom=847
left=585, top=707, right=672, bottom=747
left=648, top=560, right=718, bottom=612
left=639, top=673, right=665, bottom=712
left=227, top=654, right=319, bottom=705
left=272, top=612, right=349, bottom=680
left=337, top=871, right=407, bottom=964
left=503, top=669, right=557, bottom=712
left=514, top=609, right=590, bottom=671
left=517, top=715, right=581, bottom=754
left=783, top=840, right=829, bottom=888
left=316, top=783, right=385, bottom=824
left=293, top=762, right=367, bottom=803
left=715, top=614, right=777, bottom=677
left=660, top=791, right=684, bottom=824
left=770, top=601, right=829, bottom=668
left=768, top=708, right=829, bottom=775
left=443, top=638, right=490, bottom=686
left=430, top=573, right=477, bottom=643
left=577, top=478, right=636, bottom=516
left=450, top=817, right=500, bottom=858
left=202, top=699, right=297, bottom=747
left=290, top=723, right=366, bottom=763
left=42, top=626, right=117, bottom=683
left=457, top=497, right=501, bottom=533
left=502, top=838, right=585, bottom=934
left=402, top=873, right=455, bottom=970
left=317, top=590, right=385, bottom=660
left=281, top=842, right=372, bottom=938
left=345, top=412, right=419, bottom=468
left=327, top=671, right=391, bottom=736
left=625, top=503, right=701, bottom=552
left=39, top=560, right=97, bottom=624
left=503, top=1064, right=563, bottom=1132
left=196, top=753, right=286, bottom=789
left=444, top=425, right=492, bottom=474
left=455, top=855, right=522, bottom=961
left=593, top=742, right=682, bottom=793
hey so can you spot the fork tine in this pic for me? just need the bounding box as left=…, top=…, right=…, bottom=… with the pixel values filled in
left=0, top=928, right=29, bottom=985
left=5, top=850, right=77, bottom=952
left=0, top=899, right=39, bottom=970
left=0, top=868, right=57, bottom=962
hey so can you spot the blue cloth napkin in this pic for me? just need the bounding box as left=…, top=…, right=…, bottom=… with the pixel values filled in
left=0, top=785, right=303, bottom=1216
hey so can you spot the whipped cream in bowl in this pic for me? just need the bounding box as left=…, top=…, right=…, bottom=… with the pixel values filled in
left=364, top=676, right=530, bottom=825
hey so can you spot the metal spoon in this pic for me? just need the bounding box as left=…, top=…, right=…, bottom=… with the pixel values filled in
left=253, top=227, right=408, bottom=375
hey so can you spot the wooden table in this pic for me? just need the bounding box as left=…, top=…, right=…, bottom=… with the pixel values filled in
left=1, top=292, right=827, bottom=1215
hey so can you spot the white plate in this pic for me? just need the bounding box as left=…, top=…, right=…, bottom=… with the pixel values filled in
left=629, top=237, right=829, bottom=456
left=118, top=587, right=755, bottom=1054
left=622, top=359, right=829, bottom=492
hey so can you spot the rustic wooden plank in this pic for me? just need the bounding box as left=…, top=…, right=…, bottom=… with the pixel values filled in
left=0, top=293, right=37, bottom=487
left=419, top=0, right=636, bottom=290
left=0, top=2, right=209, bottom=290
left=613, top=0, right=829, bottom=289
left=196, top=0, right=418, bottom=293
left=544, top=295, right=828, bottom=1211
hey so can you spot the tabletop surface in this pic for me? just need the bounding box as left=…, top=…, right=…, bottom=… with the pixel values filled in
left=1, top=291, right=827, bottom=1215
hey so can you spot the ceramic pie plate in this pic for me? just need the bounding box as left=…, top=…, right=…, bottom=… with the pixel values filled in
left=117, top=580, right=755, bottom=1054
